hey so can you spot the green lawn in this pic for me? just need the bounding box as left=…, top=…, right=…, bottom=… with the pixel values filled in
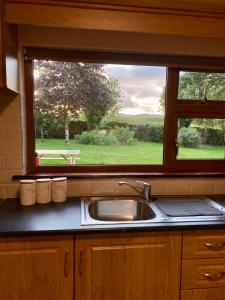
left=36, top=139, right=225, bottom=165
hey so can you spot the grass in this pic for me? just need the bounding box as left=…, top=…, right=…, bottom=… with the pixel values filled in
left=36, top=139, right=225, bottom=165
left=36, top=139, right=163, bottom=165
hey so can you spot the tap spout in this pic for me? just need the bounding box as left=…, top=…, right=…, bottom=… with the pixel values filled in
left=118, top=180, right=152, bottom=203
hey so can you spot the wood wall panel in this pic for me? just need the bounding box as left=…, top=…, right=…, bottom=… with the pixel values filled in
left=6, top=2, right=225, bottom=38
left=5, top=0, right=225, bottom=16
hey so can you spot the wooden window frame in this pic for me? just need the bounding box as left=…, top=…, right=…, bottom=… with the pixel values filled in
left=24, top=47, right=225, bottom=175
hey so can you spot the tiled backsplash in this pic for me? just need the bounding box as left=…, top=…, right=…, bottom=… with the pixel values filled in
left=66, top=178, right=225, bottom=198
left=1, top=96, right=225, bottom=200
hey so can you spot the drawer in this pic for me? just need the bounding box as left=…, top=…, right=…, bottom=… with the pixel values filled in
left=182, top=258, right=225, bottom=289
left=183, top=230, right=225, bottom=259
left=181, top=288, right=225, bottom=300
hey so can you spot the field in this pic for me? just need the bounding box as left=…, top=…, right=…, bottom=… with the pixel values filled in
left=36, top=139, right=225, bottom=165
left=102, top=113, right=164, bottom=126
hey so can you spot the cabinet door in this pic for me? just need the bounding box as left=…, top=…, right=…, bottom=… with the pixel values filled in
left=0, top=0, right=18, bottom=99
left=181, top=288, right=225, bottom=300
left=0, top=0, right=4, bottom=89
left=0, top=235, right=73, bottom=300
left=75, top=231, right=181, bottom=300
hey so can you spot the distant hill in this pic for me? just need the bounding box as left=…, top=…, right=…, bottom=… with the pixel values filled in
left=102, top=113, right=164, bottom=126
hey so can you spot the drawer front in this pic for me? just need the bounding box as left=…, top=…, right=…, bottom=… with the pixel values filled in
left=183, top=230, right=225, bottom=259
left=181, top=288, right=225, bottom=300
left=182, top=258, right=225, bottom=289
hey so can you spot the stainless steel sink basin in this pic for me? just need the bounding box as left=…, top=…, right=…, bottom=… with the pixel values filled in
left=81, top=196, right=167, bottom=225
left=88, top=198, right=156, bottom=221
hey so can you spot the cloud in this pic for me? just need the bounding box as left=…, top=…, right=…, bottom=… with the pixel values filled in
left=104, top=64, right=166, bottom=114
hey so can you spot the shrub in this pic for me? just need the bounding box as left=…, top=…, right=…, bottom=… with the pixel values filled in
left=113, top=126, right=136, bottom=145
left=135, top=124, right=164, bottom=143
left=178, top=127, right=202, bottom=148
left=75, top=130, right=119, bottom=146
left=75, top=127, right=136, bottom=146
left=69, top=120, right=88, bottom=136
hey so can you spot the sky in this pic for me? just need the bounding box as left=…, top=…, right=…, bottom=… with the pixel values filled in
left=104, top=64, right=166, bottom=115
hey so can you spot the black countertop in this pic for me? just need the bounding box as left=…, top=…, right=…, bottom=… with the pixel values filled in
left=1, top=197, right=225, bottom=237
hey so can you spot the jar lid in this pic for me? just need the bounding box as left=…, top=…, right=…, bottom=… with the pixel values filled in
left=36, top=178, right=51, bottom=182
left=20, top=180, right=36, bottom=184
left=52, top=177, right=67, bottom=182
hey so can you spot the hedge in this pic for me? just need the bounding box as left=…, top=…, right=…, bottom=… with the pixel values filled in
left=192, top=126, right=225, bottom=146
left=36, top=120, right=88, bottom=139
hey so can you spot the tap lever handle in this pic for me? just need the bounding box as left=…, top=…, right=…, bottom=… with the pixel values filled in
left=136, top=180, right=151, bottom=187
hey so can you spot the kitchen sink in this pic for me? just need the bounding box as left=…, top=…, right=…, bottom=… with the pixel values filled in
left=88, top=198, right=156, bottom=221
left=81, top=196, right=225, bottom=226
left=81, top=196, right=167, bottom=225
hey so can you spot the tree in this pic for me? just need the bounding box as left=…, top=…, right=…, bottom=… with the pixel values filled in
left=34, top=61, right=120, bottom=144
left=159, top=87, right=165, bottom=113
left=35, top=112, right=63, bottom=141
left=77, top=74, right=120, bottom=130
left=179, top=72, right=225, bottom=100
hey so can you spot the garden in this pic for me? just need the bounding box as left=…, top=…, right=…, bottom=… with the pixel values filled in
left=34, top=61, right=225, bottom=165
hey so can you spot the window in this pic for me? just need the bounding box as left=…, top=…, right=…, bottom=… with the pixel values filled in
left=33, top=61, right=166, bottom=166
left=24, top=48, right=225, bottom=174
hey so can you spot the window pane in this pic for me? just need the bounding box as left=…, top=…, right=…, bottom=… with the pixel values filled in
left=178, top=71, right=225, bottom=100
left=33, top=60, right=166, bottom=165
left=177, top=118, right=225, bottom=159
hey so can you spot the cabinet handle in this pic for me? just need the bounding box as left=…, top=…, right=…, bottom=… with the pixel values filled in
left=64, top=251, right=69, bottom=278
left=203, top=272, right=225, bottom=280
left=79, top=249, right=85, bottom=277
left=204, top=242, right=225, bottom=251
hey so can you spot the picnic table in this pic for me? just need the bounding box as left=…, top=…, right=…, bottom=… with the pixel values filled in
left=36, top=150, right=80, bottom=165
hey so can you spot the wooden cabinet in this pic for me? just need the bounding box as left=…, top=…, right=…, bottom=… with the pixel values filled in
left=181, top=288, right=225, bottom=300
left=75, top=231, right=182, bottom=300
left=0, top=235, right=74, bottom=300
left=0, top=0, right=18, bottom=99
left=183, top=230, right=225, bottom=259
left=182, top=258, right=225, bottom=289
left=182, top=230, right=225, bottom=300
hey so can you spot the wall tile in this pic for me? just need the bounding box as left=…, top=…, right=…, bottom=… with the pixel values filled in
left=0, top=171, right=5, bottom=184
left=4, top=170, right=22, bottom=184
left=90, top=179, right=120, bottom=196
left=0, top=97, right=21, bottom=129
left=5, top=156, right=22, bottom=170
left=0, top=156, right=5, bottom=170
left=0, top=128, right=4, bottom=142
left=0, top=142, right=22, bottom=156
left=0, top=185, right=5, bottom=199
left=166, top=179, right=192, bottom=195
left=191, top=179, right=216, bottom=195
left=5, top=183, right=20, bottom=199
left=151, top=180, right=167, bottom=195
left=67, top=180, right=91, bottom=197
left=4, top=128, right=22, bottom=142
left=214, top=179, right=225, bottom=195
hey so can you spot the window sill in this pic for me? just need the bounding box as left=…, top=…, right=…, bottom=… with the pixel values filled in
left=12, top=172, right=225, bottom=180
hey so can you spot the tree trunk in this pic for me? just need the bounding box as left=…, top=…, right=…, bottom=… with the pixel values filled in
left=41, top=127, right=44, bottom=142
left=65, top=121, right=70, bottom=145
